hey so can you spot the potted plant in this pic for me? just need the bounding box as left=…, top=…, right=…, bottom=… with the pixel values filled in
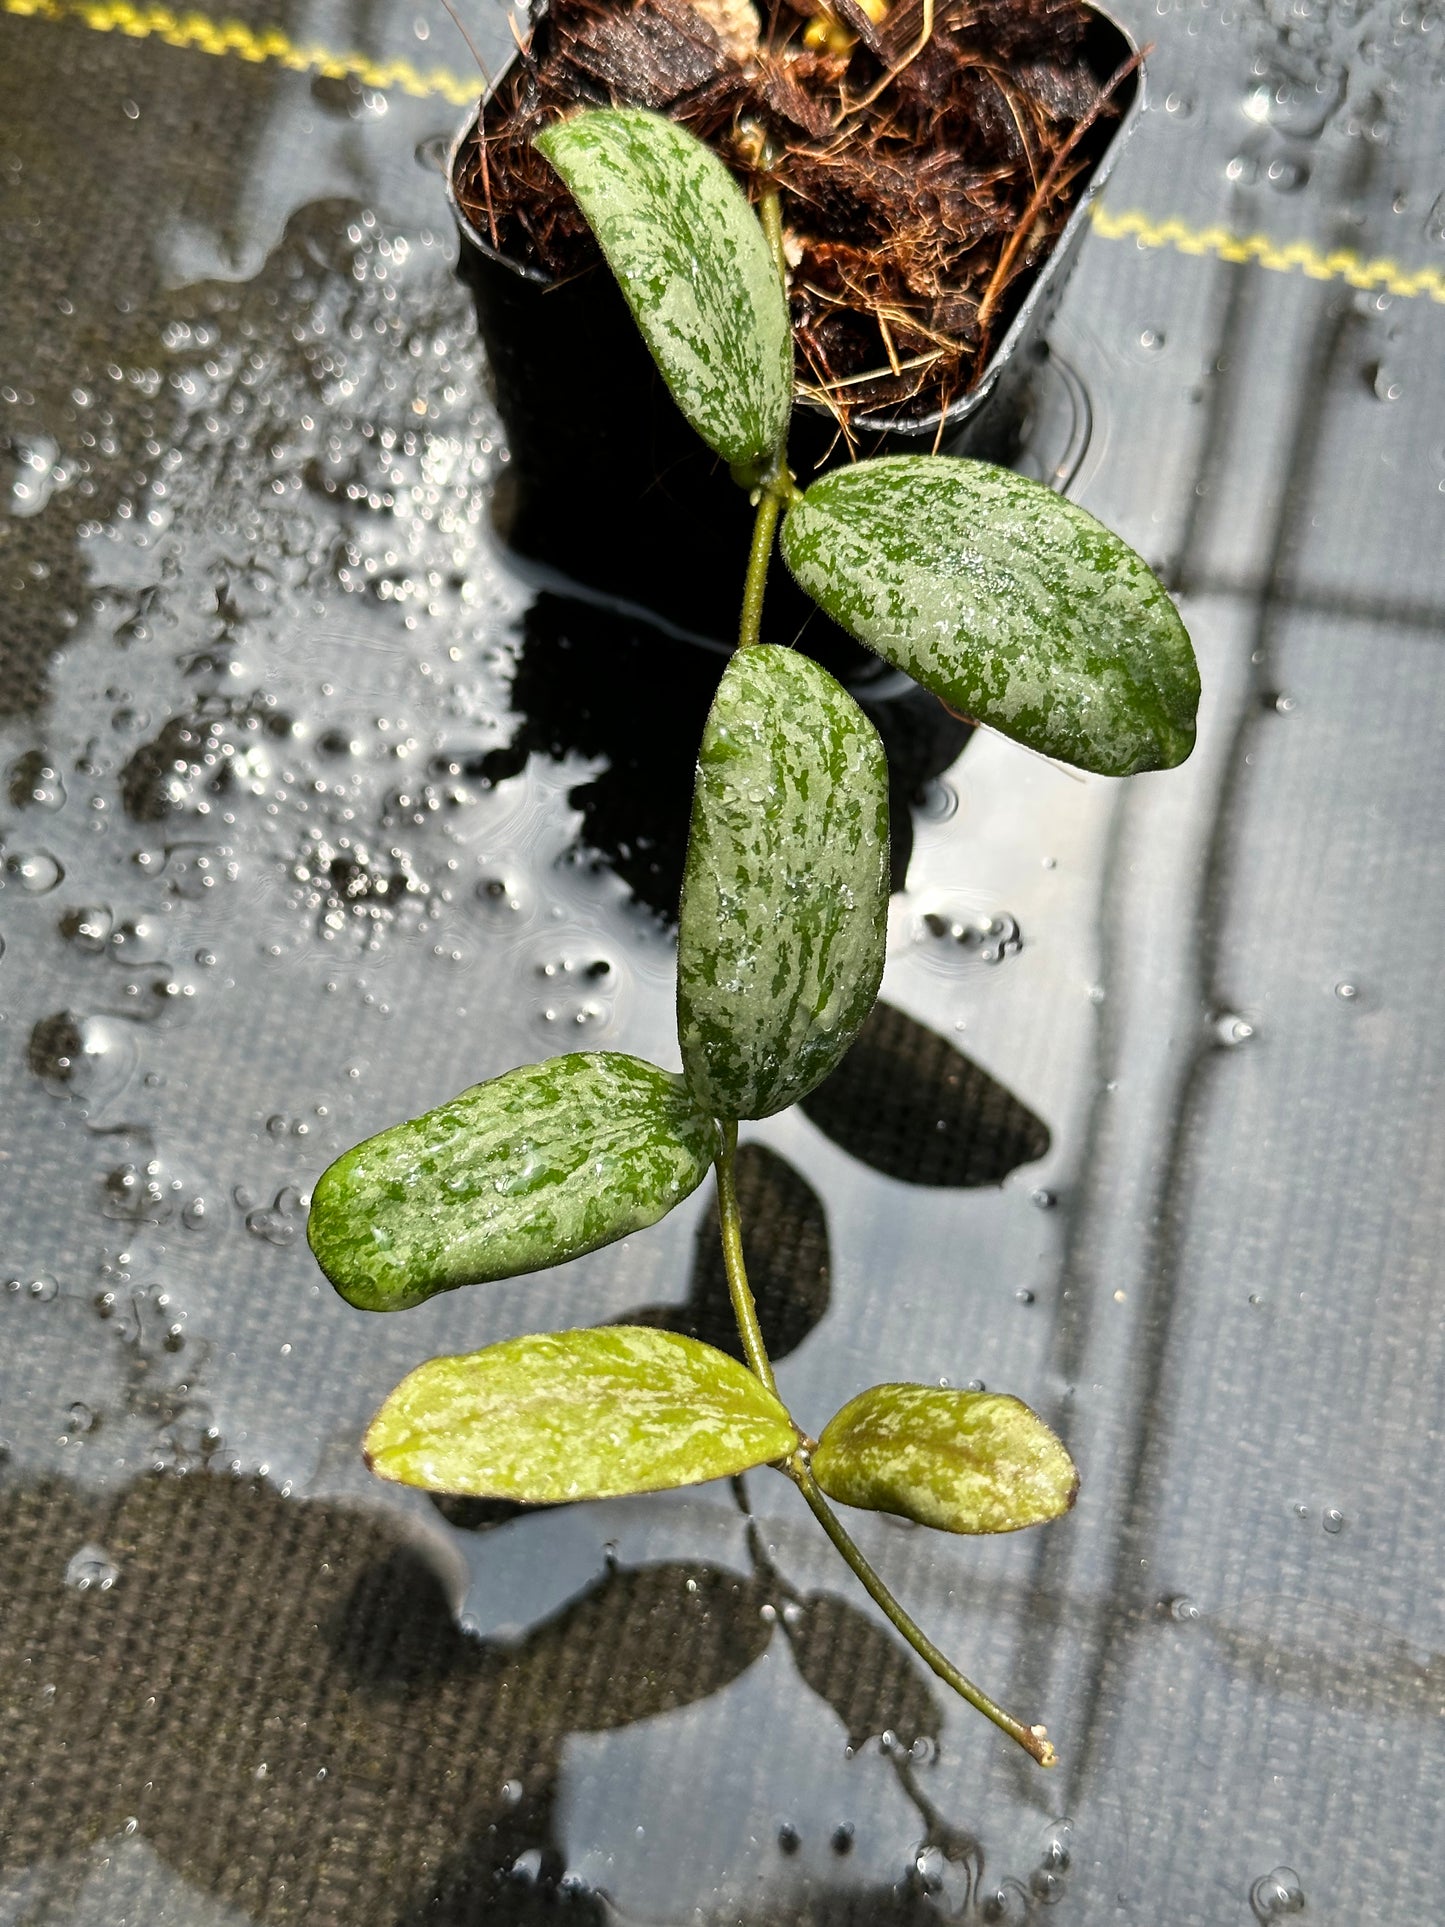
left=445, top=0, right=1143, bottom=650
left=307, top=101, right=1198, bottom=1767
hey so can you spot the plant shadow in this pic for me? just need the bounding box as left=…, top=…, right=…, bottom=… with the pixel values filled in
left=0, top=1470, right=987, bottom=1925
left=459, top=590, right=973, bottom=923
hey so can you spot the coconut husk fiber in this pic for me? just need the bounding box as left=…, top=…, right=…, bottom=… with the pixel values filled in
left=455, top=0, right=1136, bottom=431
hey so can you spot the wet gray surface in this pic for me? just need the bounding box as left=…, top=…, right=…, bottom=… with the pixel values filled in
left=2, top=0, right=1443, bottom=1921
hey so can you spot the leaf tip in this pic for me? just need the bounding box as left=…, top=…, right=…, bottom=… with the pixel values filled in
left=1143, top=711, right=1197, bottom=774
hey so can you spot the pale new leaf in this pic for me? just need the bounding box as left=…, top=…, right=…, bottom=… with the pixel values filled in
left=812, top=1383, right=1078, bottom=1534
left=365, top=1326, right=800, bottom=1498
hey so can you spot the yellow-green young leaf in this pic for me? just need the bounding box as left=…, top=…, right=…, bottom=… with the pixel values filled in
left=535, top=108, right=792, bottom=469
left=677, top=645, right=889, bottom=1121
left=780, top=455, right=1199, bottom=776
left=307, top=1054, right=717, bottom=1312
left=364, top=1327, right=800, bottom=1499
left=811, top=1384, right=1079, bottom=1534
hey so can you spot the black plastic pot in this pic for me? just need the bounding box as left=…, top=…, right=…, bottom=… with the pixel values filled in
left=447, top=4, right=1142, bottom=657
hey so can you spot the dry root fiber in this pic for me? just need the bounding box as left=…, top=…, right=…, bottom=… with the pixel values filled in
left=456, top=0, right=1135, bottom=430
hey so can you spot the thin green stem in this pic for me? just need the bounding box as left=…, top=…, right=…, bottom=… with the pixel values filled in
left=759, top=186, right=788, bottom=295
left=737, top=488, right=782, bottom=652
left=714, top=1121, right=778, bottom=1395
left=786, top=1454, right=1058, bottom=1769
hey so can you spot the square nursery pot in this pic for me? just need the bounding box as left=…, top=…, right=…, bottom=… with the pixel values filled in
left=447, top=0, right=1142, bottom=661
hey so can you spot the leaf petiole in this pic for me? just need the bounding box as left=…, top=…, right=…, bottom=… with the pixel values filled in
left=737, top=488, right=783, bottom=652
left=785, top=1450, right=1059, bottom=1769
left=758, top=185, right=789, bottom=296
left=719, top=1129, right=1057, bottom=1767
left=714, top=1121, right=779, bottom=1394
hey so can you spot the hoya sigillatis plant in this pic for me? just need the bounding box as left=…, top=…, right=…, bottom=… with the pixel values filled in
left=308, top=107, right=1199, bottom=1767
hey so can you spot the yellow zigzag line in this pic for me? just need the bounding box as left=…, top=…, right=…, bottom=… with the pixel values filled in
left=0, top=0, right=481, bottom=104
left=1090, top=204, right=1445, bottom=304
left=4, top=0, right=1445, bottom=306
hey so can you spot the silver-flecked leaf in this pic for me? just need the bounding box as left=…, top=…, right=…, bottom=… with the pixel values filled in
left=780, top=455, right=1199, bottom=775
left=677, top=645, right=889, bottom=1121
left=364, top=1326, right=800, bottom=1498
left=307, top=1053, right=718, bottom=1311
left=812, top=1383, right=1079, bottom=1534
left=535, top=107, right=791, bottom=468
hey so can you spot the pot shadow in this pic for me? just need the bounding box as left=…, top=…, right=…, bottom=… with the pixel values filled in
left=0, top=1470, right=990, bottom=1926
left=457, top=589, right=973, bottom=922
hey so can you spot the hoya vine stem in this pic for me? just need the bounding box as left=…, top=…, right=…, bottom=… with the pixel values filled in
left=737, top=489, right=782, bottom=652
left=736, top=184, right=804, bottom=654
left=714, top=1122, right=778, bottom=1393
left=786, top=1454, right=1058, bottom=1768
left=715, top=1130, right=1056, bottom=1768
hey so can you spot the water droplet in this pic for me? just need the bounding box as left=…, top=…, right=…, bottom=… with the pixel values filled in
left=777, top=1823, right=801, bottom=1855
left=913, top=1844, right=945, bottom=1894
left=500, top=1777, right=523, bottom=1806
left=4, top=848, right=64, bottom=893
left=1424, top=191, right=1445, bottom=248
left=65, top=1401, right=97, bottom=1435
left=1334, top=981, right=1359, bottom=1002
left=1039, top=1818, right=1073, bottom=1870
left=1163, top=91, right=1194, bottom=118
left=915, top=779, right=958, bottom=823
left=508, top=1846, right=542, bottom=1885
left=1166, top=1594, right=1201, bottom=1622
left=831, top=1823, right=855, bottom=1854
left=8, top=752, right=66, bottom=811
left=1015, top=1287, right=1035, bottom=1305
left=1030, top=1188, right=1056, bottom=1209
left=1266, top=156, right=1309, bottom=193
left=920, top=909, right=1021, bottom=965
left=979, top=1888, right=1023, bottom=1923
left=1225, top=153, right=1260, bottom=185
left=1322, top=1507, right=1345, bottom=1535
left=245, top=1186, right=305, bottom=1247
left=65, top=1542, right=120, bottom=1591
left=1212, top=1011, right=1255, bottom=1047
left=1367, top=360, right=1404, bottom=402
left=1250, top=1866, right=1305, bottom=1919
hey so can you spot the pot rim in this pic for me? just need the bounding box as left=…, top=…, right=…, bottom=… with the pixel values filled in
left=444, top=0, right=1144, bottom=441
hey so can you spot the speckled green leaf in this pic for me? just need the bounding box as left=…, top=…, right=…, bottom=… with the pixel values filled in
left=780, top=455, right=1199, bottom=776
left=307, top=1054, right=717, bottom=1312
left=364, top=1326, right=799, bottom=1499
left=677, top=645, right=889, bottom=1121
left=812, top=1384, right=1079, bottom=1534
left=536, top=107, right=791, bottom=468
